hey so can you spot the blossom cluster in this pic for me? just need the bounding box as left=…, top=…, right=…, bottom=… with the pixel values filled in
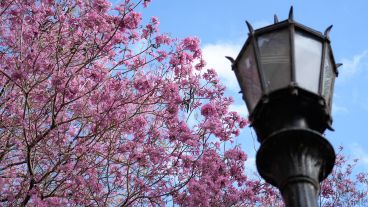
left=0, top=0, right=248, bottom=206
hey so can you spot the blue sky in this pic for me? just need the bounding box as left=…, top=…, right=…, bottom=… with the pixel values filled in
left=142, top=0, right=368, bottom=173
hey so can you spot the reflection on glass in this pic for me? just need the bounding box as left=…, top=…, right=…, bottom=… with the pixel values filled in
left=322, top=47, right=335, bottom=110
left=295, top=31, right=323, bottom=93
left=236, top=43, right=262, bottom=112
left=257, top=29, right=291, bottom=91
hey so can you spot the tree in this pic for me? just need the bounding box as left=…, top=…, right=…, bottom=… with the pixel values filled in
left=0, top=1, right=367, bottom=206
left=318, top=147, right=368, bottom=207
left=0, top=0, right=249, bottom=206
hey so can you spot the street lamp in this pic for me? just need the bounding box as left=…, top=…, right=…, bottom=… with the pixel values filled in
left=227, top=7, right=341, bottom=207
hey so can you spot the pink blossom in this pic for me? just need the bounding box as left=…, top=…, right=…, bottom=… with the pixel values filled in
left=133, top=76, right=151, bottom=92
left=224, top=147, right=247, bottom=161
left=93, top=0, right=111, bottom=13
left=151, top=16, right=159, bottom=26
left=155, top=34, right=172, bottom=45
left=201, top=103, right=216, bottom=117
left=123, top=11, right=141, bottom=29
left=143, top=0, right=152, bottom=7
left=182, top=36, right=200, bottom=52
left=239, top=118, right=249, bottom=128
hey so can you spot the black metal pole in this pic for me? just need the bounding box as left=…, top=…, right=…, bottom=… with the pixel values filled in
left=256, top=129, right=334, bottom=207
left=282, top=181, right=318, bottom=207
left=251, top=90, right=335, bottom=207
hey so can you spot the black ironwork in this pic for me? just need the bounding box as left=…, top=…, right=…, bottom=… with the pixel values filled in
left=229, top=6, right=341, bottom=207
left=253, top=88, right=335, bottom=207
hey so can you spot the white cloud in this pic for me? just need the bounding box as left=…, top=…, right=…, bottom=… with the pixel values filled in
left=339, top=50, right=368, bottom=80
left=228, top=103, right=248, bottom=117
left=202, top=42, right=242, bottom=91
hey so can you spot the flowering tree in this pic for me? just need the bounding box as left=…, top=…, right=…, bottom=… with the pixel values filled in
left=0, top=0, right=251, bottom=206
left=318, top=147, right=368, bottom=207
left=0, top=0, right=367, bottom=207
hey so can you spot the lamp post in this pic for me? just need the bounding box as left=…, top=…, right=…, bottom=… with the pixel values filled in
left=228, top=7, right=341, bottom=207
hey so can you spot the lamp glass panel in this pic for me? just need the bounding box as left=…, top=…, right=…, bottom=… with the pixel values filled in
left=236, top=43, right=262, bottom=113
left=295, top=31, right=323, bottom=93
left=322, top=47, right=336, bottom=111
left=257, top=29, right=291, bottom=91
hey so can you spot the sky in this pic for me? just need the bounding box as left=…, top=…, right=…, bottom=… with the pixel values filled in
left=141, top=0, right=368, bottom=173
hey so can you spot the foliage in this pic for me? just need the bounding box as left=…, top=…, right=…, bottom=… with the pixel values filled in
left=0, top=0, right=248, bottom=206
